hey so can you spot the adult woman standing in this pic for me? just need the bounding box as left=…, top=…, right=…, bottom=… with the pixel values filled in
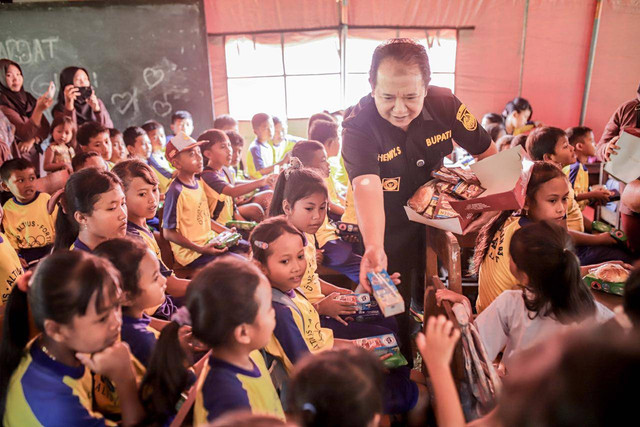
left=341, top=39, right=496, bottom=355
left=0, top=59, right=53, bottom=171
left=53, top=66, right=113, bottom=130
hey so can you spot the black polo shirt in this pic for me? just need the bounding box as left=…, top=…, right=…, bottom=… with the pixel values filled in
left=342, top=86, right=491, bottom=255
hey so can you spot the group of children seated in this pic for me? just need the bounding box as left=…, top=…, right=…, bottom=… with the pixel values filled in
left=0, top=96, right=638, bottom=427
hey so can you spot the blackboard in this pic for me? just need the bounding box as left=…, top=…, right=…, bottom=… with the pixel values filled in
left=0, top=0, right=214, bottom=135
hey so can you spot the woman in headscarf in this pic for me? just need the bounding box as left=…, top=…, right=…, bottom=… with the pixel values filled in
left=52, top=66, right=113, bottom=129
left=0, top=59, right=52, bottom=170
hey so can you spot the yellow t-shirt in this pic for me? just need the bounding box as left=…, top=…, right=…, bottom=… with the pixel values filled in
left=162, top=178, right=215, bottom=266
left=328, top=156, right=348, bottom=196
left=315, top=215, right=339, bottom=248
left=477, top=216, right=525, bottom=313
left=566, top=187, right=585, bottom=232
left=0, top=232, right=23, bottom=306
left=341, top=181, right=358, bottom=224
left=2, top=192, right=57, bottom=251
left=201, top=167, right=235, bottom=225
left=563, top=162, right=590, bottom=210
left=301, top=233, right=324, bottom=304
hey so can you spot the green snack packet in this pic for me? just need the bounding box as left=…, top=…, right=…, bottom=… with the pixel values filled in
left=609, top=228, right=628, bottom=243
left=583, top=274, right=625, bottom=296
left=353, top=334, right=408, bottom=369
left=592, top=220, right=612, bottom=233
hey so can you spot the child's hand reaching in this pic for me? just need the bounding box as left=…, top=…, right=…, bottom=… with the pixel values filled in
left=76, top=341, right=136, bottom=384
left=316, top=248, right=324, bottom=264
left=316, top=292, right=357, bottom=325
left=417, top=315, right=461, bottom=371
left=589, top=189, right=613, bottom=205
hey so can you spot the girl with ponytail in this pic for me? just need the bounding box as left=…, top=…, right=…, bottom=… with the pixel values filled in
left=437, top=220, right=613, bottom=373
left=0, top=251, right=143, bottom=426
left=139, top=256, right=284, bottom=425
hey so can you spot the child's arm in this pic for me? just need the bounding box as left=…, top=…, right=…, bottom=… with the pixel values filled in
left=162, top=228, right=228, bottom=256
left=166, top=274, right=189, bottom=298
left=76, top=342, right=144, bottom=427
left=222, top=174, right=276, bottom=198
left=569, top=229, right=616, bottom=246
left=314, top=292, right=357, bottom=325
left=328, top=200, right=345, bottom=216
left=417, top=315, right=464, bottom=427
left=43, top=146, right=67, bottom=172
left=436, top=289, right=474, bottom=318
left=575, top=189, right=612, bottom=204
left=319, top=278, right=352, bottom=296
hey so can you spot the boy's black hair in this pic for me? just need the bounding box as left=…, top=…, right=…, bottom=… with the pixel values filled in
left=108, top=128, right=122, bottom=138
left=482, top=112, right=504, bottom=126
left=225, top=130, right=244, bottom=148
left=307, top=112, right=335, bottom=133
left=251, top=113, right=271, bottom=130
left=0, top=158, right=35, bottom=183
left=291, top=140, right=325, bottom=166
left=141, top=120, right=163, bottom=133
left=76, top=121, right=108, bottom=147
left=71, top=151, right=101, bottom=171
left=171, top=110, right=192, bottom=124
left=309, top=120, right=338, bottom=146
left=213, top=114, right=237, bottom=130
left=565, top=126, right=593, bottom=147
left=123, top=126, right=147, bottom=148
left=486, top=122, right=506, bottom=142
left=526, top=126, right=567, bottom=161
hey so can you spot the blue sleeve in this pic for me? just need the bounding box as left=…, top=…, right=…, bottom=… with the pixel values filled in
left=249, top=143, right=266, bottom=171
left=201, top=370, right=250, bottom=422
left=162, top=185, right=179, bottom=230
left=22, top=376, right=108, bottom=426
left=272, top=303, right=310, bottom=365
left=121, top=327, right=156, bottom=367
left=201, top=170, right=229, bottom=194
left=567, top=162, right=580, bottom=187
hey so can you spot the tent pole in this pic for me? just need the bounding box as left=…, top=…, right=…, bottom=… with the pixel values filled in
left=518, top=0, right=530, bottom=97
left=580, top=0, right=603, bottom=125
left=340, top=0, right=348, bottom=108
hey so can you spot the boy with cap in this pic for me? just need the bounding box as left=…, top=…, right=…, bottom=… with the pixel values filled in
left=162, top=132, right=228, bottom=267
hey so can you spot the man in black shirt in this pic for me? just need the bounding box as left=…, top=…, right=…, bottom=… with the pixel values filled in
left=342, top=39, right=496, bottom=357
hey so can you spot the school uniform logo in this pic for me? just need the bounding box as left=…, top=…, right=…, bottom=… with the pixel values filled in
left=456, top=104, right=478, bottom=131
left=382, top=177, right=400, bottom=192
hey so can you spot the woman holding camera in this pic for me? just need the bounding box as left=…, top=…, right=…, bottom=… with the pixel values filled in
left=53, top=66, right=113, bottom=130
left=0, top=58, right=53, bottom=171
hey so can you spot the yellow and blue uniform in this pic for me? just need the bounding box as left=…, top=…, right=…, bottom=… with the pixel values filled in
left=271, top=139, right=295, bottom=163
left=201, top=166, right=236, bottom=225
left=341, top=180, right=358, bottom=224
left=246, top=139, right=275, bottom=179
left=477, top=216, right=528, bottom=313
left=563, top=162, right=590, bottom=210
left=329, top=156, right=348, bottom=196
left=315, top=215, right=339, bottom=249
left=71, top=238, right=92, bottom=252
left=266, top=288, right=334, bottom=373
left=2, top=192, right=57, bottom=264
left=148, top=155, right=174, bottom=194
left=126, top=221, right=172, bottom=277
left=3, top=340, right=115, bottom=426
left=121, top=314, right=159, bottom=374
left=0, top=232, right=23, bottom=306
left=162, top=178, right=215, bottom=266
left=301, top=233, right=324, bottom=304
left=194, top=351, right=284, bottom=424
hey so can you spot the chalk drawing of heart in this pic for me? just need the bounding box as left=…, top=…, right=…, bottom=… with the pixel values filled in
left=143, top=68, right=165, bottom=90
left=111, top=91, right=135, bottom=115
left=152, top=100, right=172, bottom=117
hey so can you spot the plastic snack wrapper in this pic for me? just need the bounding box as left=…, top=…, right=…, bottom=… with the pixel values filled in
left=208, top=230, right=242, bottom=249
left=336, top=293, right=382, bottom=321
left=225, top=220, right=257, bottom=231
left=583, top=263, right=630, bottom=296
left=353, top=333, right=408, bottom=369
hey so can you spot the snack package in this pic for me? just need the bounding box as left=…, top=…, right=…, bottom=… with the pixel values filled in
left=336, top=293, right=382, bottom=321
left=354, top=333, right=408, bottom=369
left=335, top=221, right=360, bottom=235
left=407, top=181, right=437, bottom=215
left=225, top=220, right=257, bottom=231
left=583, top=263, right=630, bottom=296
left=434, top=193, right=459, bottom=219
left=431, top=167, right=460, bottom=184
left=367, top=270, right=405, bottom=317
left=208, top=230, right=242, bottom=249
